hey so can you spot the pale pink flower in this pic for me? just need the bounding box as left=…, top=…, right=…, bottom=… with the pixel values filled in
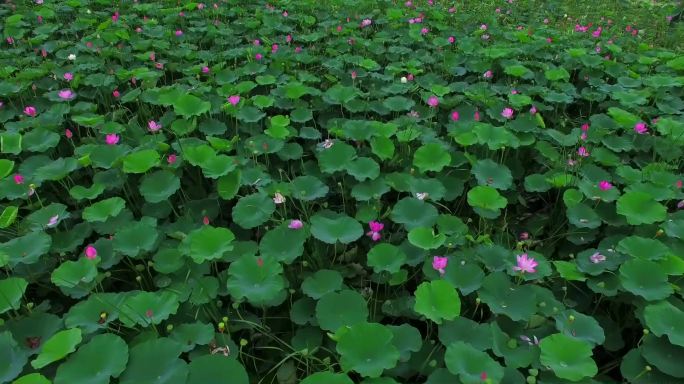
left=253, top=39, right=261, bottom=46
left=148, top=120, right=162, bottom=132
left=407, top=73, right=414, bottom=81
left=483, top=70, right=493, bottom=79
left=432, top=256, right=448, bottom=275
left=24, top=106, right=37, bottom=117
left=360, top=19, right=372, bottom=28
left=511, top=89, right=518, bottom=95
left=271, top=43, right=278, bottom=53
left=228, top=95, right=240, bottom=106
left=580, top=132, right=587, bottom=140
left=47, top=215, right=59, bottom=227
left=420, top=27, right=429, bottom=35
left=474, top=110, right=480, bottom=121
left=590, top=252, right=606, bottom=264
left=529, top=106, right=537, bottom=114
left=105, top=134, right=120, bottom=145
left=273, top=192, right=286, bottom=204
left=351, top=71, right=357, bottom=80
left=282, top=10, right=288, bottom=17
left=58, top=89, right=75, bottom=100
left=427, top=95, right=439, bottom=108
left=450, top=111, right=460, bottom=121
left=288, top=219, right=303, bottom=229
left=577, top=146, right=589, bottom=157
left=501, top=107, right=514, bottom=119
left=13, top=174, right=24, bottom=185
left=598, top=181, right=612, bottom=191
left=321, top=139, right=334, bottom=149
left=84, top=245, right=98, bottom=259
left=678, top=200, right=684, bottom=209
left=480, top=24, right=488, bottom=30
left=448, top=7, right=456, bottom=13
left=286, top=34, right=292, bottom=43
left=513, top=253, right=538, bottom=273
left=634, top=122, right=648, bottom=134
left=197, top=3, right=205, bottom=9
left=63, top=72, right=73, bottom=81
left=543, top=18, right=549, bottom=24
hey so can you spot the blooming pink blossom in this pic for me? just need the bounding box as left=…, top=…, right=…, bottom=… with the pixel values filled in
left=427, top=95, right=439, bottom=108
left=286, top=34, right=292, bottom=43
left=13, top=174, right=24, bottom=185
left=175, top=30, right=183, bottom=37
left=448, top=7, right=456, bottom=13
left=590, top=252, right=606, bottom=264
left=580, top=132, right=587, bottom=141
left=513, top=253, right=538, bottom=274
left=255, top=53, right=263, bottom=60
left=202, top=216, right=210, bottom=225
left=288, top=219, right=303, bottom=229
left=581, top=123, right=589, bottom=132
left=678, top=200, right=684, bottom=209
left=273, top=192, right=286, bottom=204
left=202, top=66, right=210, bottom=74
left=197, top=3, right=205, bottom=9
left=366, top=221, right=384, bottom=242
left=598, top=181, right=613, bottom=191
left=65, top=129, right=73, bottom=139
left=271, top=44, right=278, bottom=53
left=432, top=256, right=448, bottom=275
left=253, top=39, right=261, bottom=46
left=84, top=245, right=98, bottom=260
left=420, top=27, right=429, bottom=35
left=529, top=106, right=537, bottom=114
left=228, top=95, right=240, bottom=106
left=480, top=24, right=488, bottom=30
left=282, top=10, right=288, bottom=17
left=351, top=71, right=357, bottom=80
left=407, top=73, right=414, bottom=81
left=501, top=107, right=514, bottom=119
left=450, top=111, right=460, bottom=121
left=448, top=36, right=455, bottom=44
left=112, top=12, right=119, bottom=22
left=47, top=215, right=59, bottom=227
left=105, top=134, right=120, bottom=145
left=543, top=18, right=549, bottom=24
left=577, top=146, right=589, bottom=157
left=592, top=27, right=602, bottom=38
left=167, top=154, right=177, bottom=165
left=634, top=122, right=648, bottom=134
left=360, top=19, right=372, bottom=28
left=294, top=46, right=302, bottom=53
left=676, top=180, right=683, bottom=189
left=63, top=72, right=73, bottom=81
left=58, top=89, right=75, bottom=100
left=112, top=89, right=120, bottom=98
left=24, top=106, right=37, bottom=117
left=148, top=120, right=162, bottom=132
left=483, top=70, right=493, bottom=79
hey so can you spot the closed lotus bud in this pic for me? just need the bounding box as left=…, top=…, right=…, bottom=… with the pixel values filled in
left=400, top=76, right=407, bottom=83
left=166, top=324, right=173, bottom=332
left=645, top=366, right=652, bottom=371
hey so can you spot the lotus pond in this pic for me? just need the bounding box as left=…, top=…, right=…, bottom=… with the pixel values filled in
left=1, top=0, right=684, bottom=383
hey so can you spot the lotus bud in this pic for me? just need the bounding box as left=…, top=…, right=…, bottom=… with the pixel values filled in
left=239, top=338, right=248, bottom=346
left=166, top=324, right=173, bottom=332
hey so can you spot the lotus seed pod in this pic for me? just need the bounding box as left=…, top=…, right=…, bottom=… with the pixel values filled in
left=568, top=315, right=575, bottom=322
left=646, top=366, right=652, bottom=371
left=222, top=316, right=228, bottom=323
left=526, top=376, right=536, bottom=384
left=135, top=276, right=142, bottom=282
left=529, top=368, right=538, bottom=376
left=239, top=338, right=248, bottom=346
left=166, top=324, right=173, bottom=332
left=475, top=297, right=481, bottom=304
left=643, top=329, right=649, bottom=335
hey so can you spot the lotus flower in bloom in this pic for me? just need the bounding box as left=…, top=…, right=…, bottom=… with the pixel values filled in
left=14, top=174, right=24, bottom=185
left=420, top=27, right=429, bottom=35
left=483, top=70, right=493, bottom=79
left=432, top=256, right=448, bottom=275
left=58, top=89, right=76, bottom=100
left=513, top=253, right=538, bottom=274
left=228, top=95, right=240, bottom=106
left=24, top=106, right=37, bottom=117
left=112, top=89, right=120, bottom=98
left=501, top=107, right=514, bottom=119
left=255, top=53, right=263, bottom=60
left=598, top=181, right=612, bottom=191
left=84, top=245, right=98, bottom=260
left=448, top=36, right=455, bottom=44
left=474, top=110, right=481, bottom=121
left=148, top=120, right=162, bottom=132
left=47, top=215, right=59, bottom=227
left=427, top=95, right=439, bottom=108
left=451, top=111, right=460, bottom=121
left=360, top=19, right=372, bottom=28
left=577, top=146, right=589, bottom=157
left=366, top=221, right=384, bottom=241
left=273, top=192, right=286, bottom=204
left=530, top=106, right=537, bottom=114
left=634, top=122, right=648, bottom=134
left=590, top=252, right=606, bottom=264
left=202, top=66, right=210, bottom=74
left=288, top=219, right=303, bottom=229
left=63, top=72, right=73, bottom=81
left=105, top=134, right=120, bottom=145
left=175, top=30, right=183, bottom=36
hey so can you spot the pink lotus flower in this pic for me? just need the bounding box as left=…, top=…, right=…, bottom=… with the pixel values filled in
left=676, top=180, right=683, bottom=189
left=273, top=192, right=286, bottom=204
left=581, top=123, right=589, bottom=132
left=590, top=252, right=606, bottom=264
left=432, top=256, right=448, bottom=275
left=253, top=39, right=261, bottom=46
left=271, top=44, right=278, bottom=53
left=155, top=62, right=164, bottom=70
left=58, top=89, right=75, bottom=100
left=546, top=37, right=552, bottom=43
left=513, top=253, right=538, bottom=274
left=448, top=36, right=455, bottom=44
left=175, top=30, right=183, bottom=36
left=351, top=71, right=357, bottom=80
left=294, top=46, right=302, bottom=53
left=420, top=27, right=429, bottom=35
left=577, top=146, right=589, bottom=157
left=598, top=180, right=613, bottom=190
left=405, top=0, right=412, bottom=6
left=112, top=12, right=119, bottom=22
left=511, top=89, right=518, bottom=95
left=543, top=18, right=549, bottom=24
left=336, top=25, right=343, bottom=32
left=519, top=232, right=529, bottom=240
left=366, top=221, right=384, bottom=242
left=197, top=3, right=205, bottom=9
left=474, top=110, right=481, bottom=121
left=148, top=120, right=162, bottom=132
left=282, top=11, right=288, bottom=17
left=255, top=53, right=263, bottom=60
left=203, top=216, right=210, bottom=225
left=202, top=66, right=210, bottom=74
left=321, top=139, right=334, bottom=149
left=480, top=24, right=488, bottom=30
left=63, top=72, right=74, bottom=81
left=105, top=134, right=120, bottom=145
left=228, top=95, right=240, bottom=106
left=65, top=128, right=73, bottom=139
left=501, top=107, right=514, bottom=119
left=483, top=70, right=493, bottom=79
left=112, top=89, right=120, bottom=98
left=407, top=73, right=414, bottom=81
left=580, top=132, right=587, bottom=141
left=13, top=174, right=24, bottom=185
left=167, top=154, right=177, bottom=165
left=6, top=37, right=14, bottom=45
left=47, top=215, right=59, bottom=227
left=24, top=106, right=37, bottom=117
left=450, top=111, right=460, bottom=121
left=286, top=34, right=292, bottom=43
left=529, top=106, right=537, bottom=114
left=634, top=122, right=648, bottom=134
left=678, top=200, right=684, bottom=209
left=84, top=245, right=98, bottom=260
left=288, top=219, right=303, bottom=229
left=427, top=95, right=439, bottom=108
left=592, top=27, right=602, bottom=38
left=360, top=19, right=372, bottom=28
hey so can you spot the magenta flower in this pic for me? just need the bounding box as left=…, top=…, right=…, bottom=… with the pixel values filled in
left=105, top=134, right=120, bottom=145
left=13, top=174, right=24, bottom=185
left=483, top=70, right=493, bottom=79
left=366, top=221, right=384, bottom=241
left=450, top=111, right=460, bottom=121
left=634, top=122, right=648, bottom=135
left=420, top=27, right=429, bottom=35
left=112, top=89, right=120, bottom=98
left=84, top=245, right=98, bottom=260
left=227, top=95, right=240, bottom=106
left=676, top=180, right=683, bottom=189
left=282, top=10, right=288, bottom=17
left=427, top=95, right=439, bottom=108
left=474, top=110, right=481, bottom=121
left=590, top=252, right=606, bottom=264
left=529, top=106, right=537, bottom=114
left=513, top=253, right=538, bottom=274
left=580, top=132, right=587, bottom=141
left=577, top=146, right=589, bottom=157
left=63, top=72, right=73, bottom=81
left=65, top=128, right=73, bottom=139
left=286, top=34, right=292, bottom=43
left=288, top=219, right=303, bottom=229
left=294, top=46, right=302, bottom=53
left=271, top=44, right=278, bottom=53
left=432, top=256, right=448, bottom=275
left=448, top=36, right=455, bottom=44
left=501, top=107, right=514, bottom=119
left=255, top=53, right=263, bottom=60
left=581, top=123, right=589, bottom=132
left=351, top=71, right=357, bottom=80
left=592, top=27, right=602, bottom=38
left=58, top=89, right=75, bottom=100
left=148, top=120, right=162, bottom=132
left=175, top=30, right=183, bottom=36
left=202, top=66, right=210, bottom=74
left=24, top=106, right=37, bottom=117
left=598, top=181, right=613, bottom=191
left=253, top=39, right=261, bottom=46
left=167, top=154, right=177, bottom=165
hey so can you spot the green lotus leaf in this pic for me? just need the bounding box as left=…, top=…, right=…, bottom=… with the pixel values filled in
left=181, top=226, right=235, bottom=263
left=444, top=341, right=504, bottom=384
left=82, top=197, right=126, bottom=222
left=118, top=290, right=180, bottom=327
left=13, top=373, right=51, bottom=384
left=390, top=197, right=439, bottom=230
left=471, top=159, right=513, bottom=190
left=301, top=269, right=343, bottom=299
left=300, top=372, right=354, bottom=384
left=539, top=334, right=598, bottom=381
left=186, top=355, right=248, bottom=384
left=336, top=322, right=400, bottom=378
left=478, top=272, right=537, bottom=321
left=0, top=231, right=52, bottom=266
left=292, top=175, right=329, bottom=201
left=644, top=301, right=684, bottom=347
left=173, top=94, right=211, bottom=117
left=367, top=243, right=406, bottom=273
left=113, top=218, right=159, bottom=257
left=0, top=331, right=28, bottom=383
left=119, top=338, right=187, bottom=384
left=0, top=206, right=18, bottom=229
left=413, top=143, right=451, bottom=173
left=217, top=170, right=241, bottom=200
left=0, top=159, right=14, bottom=179
left=54, top=334, right=129, bottom=384
left=617, top=236, right=670, bottom=261
left=226, top=255, right=287, bottom=307
left=347, top=157, right=380, bottom=181
left=414, top=280, right=461, bottom=324
left=0, top=277, right=28, bottom=314
left=318, top=142, right=356, bottom=173
left=316, top=290, right=368, bottom=332
left=170, top=322, right=215, bottom=353
left=553, top=310, right=605, bottom=346
left=310, top=211, right=363, bottom=244
left=619, top=259, right=673, bottom=300
left=31, top=328, right=82, bottom=369
left=323, top=84, right=358, bottom=105
left=122, top=149, right=160, bottom=173
left=139, top=170, right=180, bottom=203
left=259, top=223, right=308, bottom=264
left=408, top=227, right=446, bottom=250
left=232, top=193, right=276, bottom=229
